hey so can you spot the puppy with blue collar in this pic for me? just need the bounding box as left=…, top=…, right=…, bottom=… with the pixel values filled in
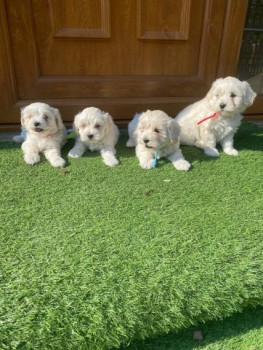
left=126, top=110, right=191, bottom=171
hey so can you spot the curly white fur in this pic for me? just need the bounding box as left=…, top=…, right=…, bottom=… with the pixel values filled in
left=126, top=110, right=191, bottom=171
left=175, top=76, right=257, bottom=157
left=13, top=102, right=66, bottom=167
left=68, top=107, right=119, bottom=167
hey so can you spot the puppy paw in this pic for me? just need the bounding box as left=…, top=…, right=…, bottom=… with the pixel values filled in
left=126, top=139, right=136, bottom=147
left=24, top=153, right=40, bottom=165
left=68, top=149, right=82, bottom=158
left=104, top=157, right=119, bottom=167
left=140, top=159, right=155, bottom=169
left=204, top=147, right=220, bottom=157
left=173, top=159, right=191, bottom=171
left=50, top=157, right=66, bottom=168
left=224, top=148, right=239, bottom=156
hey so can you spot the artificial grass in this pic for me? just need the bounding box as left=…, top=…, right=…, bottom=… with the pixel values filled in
left=0, top=122, right=262, bottom=350
left=124, top=305, right=263, bottom=349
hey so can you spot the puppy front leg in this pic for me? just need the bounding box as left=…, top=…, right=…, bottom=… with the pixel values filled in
left=196, top=127, right=219, bottom=157
left=221, top=133, right=238, bottom=156
left=68, top=140, right=87, bottom=158
left=44, top=148, right=66, bottom=167
left=101, top=147, right=119, bottom=167
left=136, top=145, right=155, bottom=169
left=22, top=142, right=40, bottom=165
left=167, top=149, right=191, bottom=171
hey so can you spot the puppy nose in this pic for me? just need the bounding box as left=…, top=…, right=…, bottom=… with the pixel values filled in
left=220, top=103, right=226, bottom=109
left=88, top=134, right=94, bottom=139
left=34, top=122, right=41, bottom=127
left=143, top=139, right=149, bottom=144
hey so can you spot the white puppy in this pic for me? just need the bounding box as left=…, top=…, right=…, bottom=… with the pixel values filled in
left=14, top=102, right=66, bottom=167
left=68, top=107, right=119, bottom=166
left=175, top=76, right=257, bottom=157
left=126, top=110, right=191, bottom=170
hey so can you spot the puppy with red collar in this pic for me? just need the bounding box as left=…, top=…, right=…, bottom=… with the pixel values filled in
left=175, top=77, right=256, bottom=157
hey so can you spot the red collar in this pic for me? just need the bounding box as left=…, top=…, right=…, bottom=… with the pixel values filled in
left=197, top=112, right=218, bottom=125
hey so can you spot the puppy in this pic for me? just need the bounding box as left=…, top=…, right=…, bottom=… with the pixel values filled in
left=68, top=107, right=119, bottom=166
left=175, top=76, right=257, bottom=157
left=126, top=110, right=191, bottom=170
left=14, top=102, right=66, bottom=167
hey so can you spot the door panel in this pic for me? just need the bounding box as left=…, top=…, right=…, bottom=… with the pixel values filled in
left=50, top=0, right=111, bottom=39
left=138, top=0, right=191, bottom=40
left=31, top=0, right=201, bottom=77
left=0, top=0, right=250, bottom=127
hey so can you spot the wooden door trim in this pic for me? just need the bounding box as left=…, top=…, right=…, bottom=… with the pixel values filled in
left=0, top=0, right=17, bottom=110
left=217, top=0, right=248, bottom=77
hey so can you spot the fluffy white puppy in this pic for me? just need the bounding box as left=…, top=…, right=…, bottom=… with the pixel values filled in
left=14, top=102, right=66, bottom=167
left=68, top=107, right=119, bottom=166
left=126, top=110, right=191, bottom=170
left=175, top=76, right=257, bottom=157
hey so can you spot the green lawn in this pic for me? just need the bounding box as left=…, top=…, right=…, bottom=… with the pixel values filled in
left=0, top=122, right=262, bottom=350
left=124, top=306, right=263, bottom=349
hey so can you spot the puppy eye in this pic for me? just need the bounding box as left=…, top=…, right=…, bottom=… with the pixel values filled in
left=154, top=128, right=160, bottom=133
left=43, top=115, right=48, bottom=120
left=230, top=93, right=236, bottom=98
left=94, top=124, right=101, bottom=129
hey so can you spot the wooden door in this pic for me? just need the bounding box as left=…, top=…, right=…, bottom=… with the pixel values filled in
left=0, top=0, right=249, bottom=128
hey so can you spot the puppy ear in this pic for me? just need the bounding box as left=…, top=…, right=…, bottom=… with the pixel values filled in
left=168, top=119, right=180, bottom=145
left=20, top=107, right=29, bottom=127
left=20, top=107, right=26, bottom=127
left=51, top=107, right=65, bottom=131
left=132, top=113, right=142, bottom=141
left=103, top=112, right=114, bottom=135
left=242, top=81, right=257, bottom=107
left=206, top=78, right=224, bottom=99
left=135, top=112, right=143, bottom=119
left=72, top=112, right=81, bottom=136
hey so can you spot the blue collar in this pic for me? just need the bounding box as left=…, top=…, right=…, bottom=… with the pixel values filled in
left=153, top=148, right=159, bottom=168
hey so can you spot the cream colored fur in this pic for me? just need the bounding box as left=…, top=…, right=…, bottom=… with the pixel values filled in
left=126, top=110, right=191, bottom=170
left=175, top=76, right=257, bottom=157
left=68, top=107, right=119, bottom=167
left=14, top=102, right=66, bottom=167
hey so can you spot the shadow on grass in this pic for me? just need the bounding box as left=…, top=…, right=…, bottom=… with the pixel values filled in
left=235, top=122, right=263, bottom=152
left=0, top=141, right=20, bottom=150
left=1, top=122, right=262, bottom=164
left=118, top=122, right=263, bottom=166
left=121, top=305, right=263, bottom=350
left=0, top=122, right=262, bottom=171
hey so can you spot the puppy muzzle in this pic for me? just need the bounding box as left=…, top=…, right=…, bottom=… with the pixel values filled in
left=34, top=127, right=44, bottom=132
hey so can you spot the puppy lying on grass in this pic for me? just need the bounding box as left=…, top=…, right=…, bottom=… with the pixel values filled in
left=126, top=110, right=191, bottom=171
left=13, top=102, right=66, bottom=167
left=68, top=107, right=120, bottom=167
